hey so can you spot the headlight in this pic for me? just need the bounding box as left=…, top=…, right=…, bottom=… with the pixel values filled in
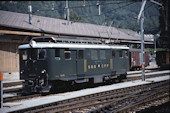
left=41, top=69, right=46, bottom=74
left=20, top=70, right=24, bottom=74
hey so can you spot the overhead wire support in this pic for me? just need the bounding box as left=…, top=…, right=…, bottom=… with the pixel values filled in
left=150, top=0, right=163, bottom=7
left=96, top=0, right=101, bottom=16
left=81, top=2, right=135, bottom=18
left=137, top=0, right=162, bottom=81
left=32, top=1, right=132, bottom=14
left=28, top=4, right=32, bottom=24
left=137, top=0, right=146, bottom=23
left=138, top=0, right=146, bottom=81
left=82, top=0, right=85, bottom=7
left=65, top=0, right=70, bottom=25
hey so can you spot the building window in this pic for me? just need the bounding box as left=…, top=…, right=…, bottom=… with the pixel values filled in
left=91, top=50, right=98, bottom=60
left=112, top=50, right=116, bottom=58
left=38, top=49, right=47, bottom=59
left=100, top=50, right=106, bottom=60
left=65, top=51, right=71, bottom=60
left=78, top=50, right=84, bottom=59
left=119, top=50, right=123, bottom=58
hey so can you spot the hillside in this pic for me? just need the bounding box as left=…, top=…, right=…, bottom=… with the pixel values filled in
left=0, top=1, right=160, bottom=34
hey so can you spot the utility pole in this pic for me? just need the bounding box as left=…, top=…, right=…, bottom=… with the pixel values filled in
left=150, top=0, right=163, bottom=56
left=28, top=4, right=32, bottom=24
left=96, top=0, right=101, bottom=15
left=83, top=0, right=85, bottom=7
left=154, top=34, right=158, bottom=54
left=140, top=7, right=145, bottom=81
left=138, top=0, right=146, bottom=81
left=65, top=0, right=70, bottom=25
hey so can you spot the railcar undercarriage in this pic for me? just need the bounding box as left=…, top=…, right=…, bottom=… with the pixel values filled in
left=22, top=72, right=127, bottom=94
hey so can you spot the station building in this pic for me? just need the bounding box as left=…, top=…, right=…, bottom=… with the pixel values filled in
left=0, top=10, right=153, bottom=73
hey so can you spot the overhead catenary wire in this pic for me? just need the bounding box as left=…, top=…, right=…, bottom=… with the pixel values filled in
left=80, top=2, right=135, bottom=18
left=30, top=1, right=158, bottom=23
left=31, top=1, right=134, bottom=13
left=97, top=1, right=159, bottom=24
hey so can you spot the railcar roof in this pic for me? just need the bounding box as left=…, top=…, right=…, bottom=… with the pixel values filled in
left=19, top=42, right=129, bottom=50
left=19, top=36, right=129, bottom=49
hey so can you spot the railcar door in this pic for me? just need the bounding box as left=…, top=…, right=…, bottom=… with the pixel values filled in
left=117, top=49, right=128, bottom=72
left=76, top=50, right=85, bottom=76
left=112, top=49, right=118, bottom=72
left=63, top=50, right=77, bottom=77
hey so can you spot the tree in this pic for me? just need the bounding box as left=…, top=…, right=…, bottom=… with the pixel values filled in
left=69, top=10, right=84, bottom=22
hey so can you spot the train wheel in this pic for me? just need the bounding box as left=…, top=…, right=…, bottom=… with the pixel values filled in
left=117, top=76, right=123, bottom=82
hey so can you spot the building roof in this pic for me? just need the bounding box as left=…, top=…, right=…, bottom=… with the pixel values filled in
left=118, top=28, right=152, bottom=42
left=0, top=10, right=153, bottom=42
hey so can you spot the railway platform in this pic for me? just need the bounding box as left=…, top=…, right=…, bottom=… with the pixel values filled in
left=2, top=72, right=22, bottom=93
left=1, top=74, right=169, bottom=113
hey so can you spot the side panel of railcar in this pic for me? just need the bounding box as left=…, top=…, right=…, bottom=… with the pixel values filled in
left=129, top=49, right=150, bottom=70
left=47, top=48, right=77, bottom=80
left=48, top=48, right=129, bottom=82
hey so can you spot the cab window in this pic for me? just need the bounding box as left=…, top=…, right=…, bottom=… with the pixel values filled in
left=55, top=49, right=60, bottom=60
left=119, top=50, right=123, bottom=58
left=22, top=50, right=28, bottom=60
left=38, top=49, right=47, bottom=59
left=65, top=51, right=71, bottom=60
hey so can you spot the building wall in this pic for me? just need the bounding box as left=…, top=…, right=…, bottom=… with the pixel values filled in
left=0, top=42, right=19, bottom=73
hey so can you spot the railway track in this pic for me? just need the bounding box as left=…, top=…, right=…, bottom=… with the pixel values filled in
left=125, top=73, right=169, bottom=82
left=3, top=94, right=41, bottom=103
left=3, top=81, right=23, bottom=93
left=3, top=81, right=23, bottom=87
left=3, top=70, right=169, bottom=103
left=89, top=81, right=169, bottom=113
left=10, top=80, right=169, bottom=113
left=2, top=69, right=164, bottom=93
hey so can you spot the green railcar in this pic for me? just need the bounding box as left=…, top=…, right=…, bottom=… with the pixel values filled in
left=19, top=37, right=129, bottom=93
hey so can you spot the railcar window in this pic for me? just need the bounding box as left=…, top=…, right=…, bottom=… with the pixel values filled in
left=22, top=50, right=28, bottom=60
left=100, top=50, right=106, bottom=60
left=38, top=49, right=47, bottom=59
left=112, top=50, right=116, bottom=58
left=55, top=49, right=60, bottom=58
left=91, top=50, right=98, bottom=60
left=78, top=50, right=84, bottom=59
left=119, top=50, right=123, bottom=58
left=87, top=50, right=91, bottom=58
left=65, top=51, right=71, bottom=60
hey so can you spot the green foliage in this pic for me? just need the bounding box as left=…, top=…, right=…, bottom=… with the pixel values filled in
left=146, top=48, right=170, bottom=55
left=69, top=10, right=84, bottom=22
left=0, top=1, right=159, bottom=34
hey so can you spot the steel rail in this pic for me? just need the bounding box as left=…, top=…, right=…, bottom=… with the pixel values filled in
left=113, top=87, right=169, bottom=112
left=89, top=82, right=169, bottom=113
left=3, top=71, right=168, bottom=103
left=32, top=85, right=151, bottom=112
left=3, top=81, right=23, bottom=88
left=2, top=69, right=163, bottom=94
left=124, top=73, right=169, bottom=82
left=3, top=94, right=41, bottom=103
left=12, top=80, right=169, bottom=113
